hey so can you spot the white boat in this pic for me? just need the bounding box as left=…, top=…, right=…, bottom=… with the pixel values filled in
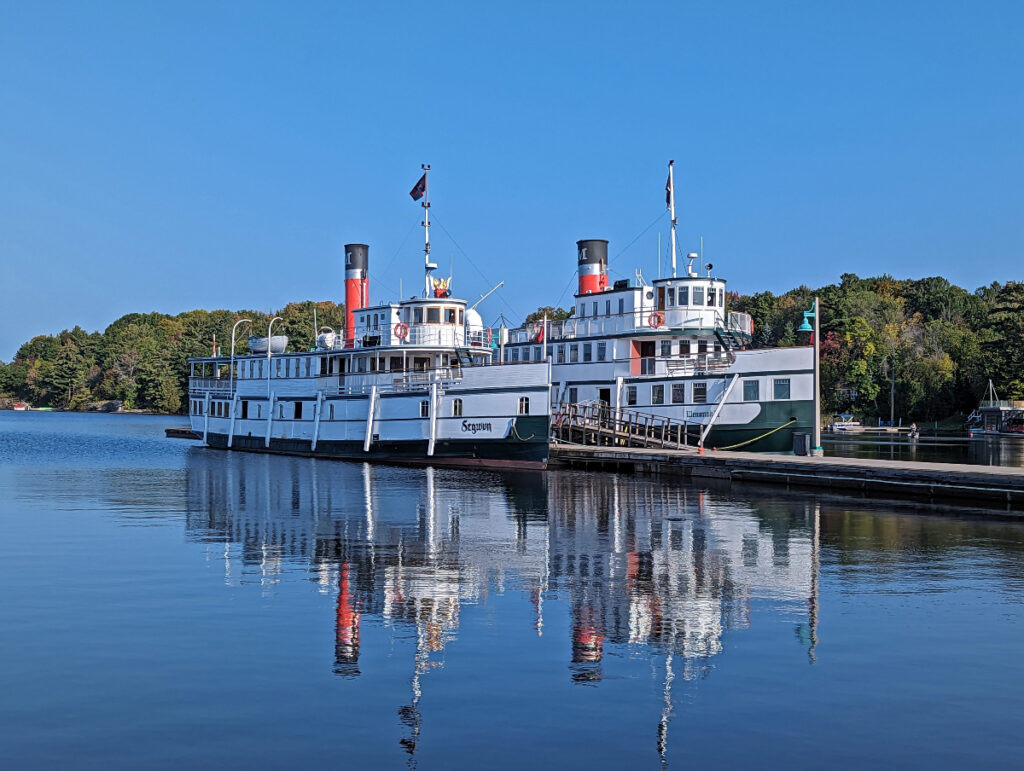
left=187, top=168, right=551, bottom=469
left=503, top=161, right=814, bottom=452
left=829, top=415, right=862, bottom=432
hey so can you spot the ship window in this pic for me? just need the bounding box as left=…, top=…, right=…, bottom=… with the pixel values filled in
left=427, top=307, right=440, bottom=323
left=680, top=340, right=692, bottom=355
left=533, top=346, right=540, bottom=361
left=446, top=307, right=456, bottom=323
left=579, top=304, right=586, bottom=318
left=661, top=341, right=672, bottom=357
left=453, top=398, right=463, bottom=417
left=693, top=287, right=704, bottom=306
left=390, top=356, right=403, bottom=372
left=626, top=386, right=637, bottom=406
left=719, top=291, right=725, bottom=308
left=275, top=359, right=282, bottom=377
left=557, top=345, right=565, bottom=364
left=518, top=397, right=530, bottom=415
left=279, top=404, right=285, bottom=418
left=583, top=343, right=592, bottom=362
left=358, top=357, right=367, bottom=372
left=667, top=288, right=675, bottom=306
left=698, top=340, right=708, bottom=354
left=248, top=361, right=253, bottom=378
left=570, top=345, right=579, bottom=363
left=512, top=348, right=519, bottom=362
left=652, top=384, right=665, bottom=405
left=618, top=298, right=625, bottom=315
left=546, top=345, right=553, bottom=360
left=420, top=400, right=429, bottom=418
left=459, top=309, right=464, bottom=324
left=241, top=401, right=248, bottom=419
left=258, top=360, right=264, bottom=378
left=743, top=380, right=760, bottom=401
left=597, top=342, right=607, bottom=361
left=592, top=302, right=597, bottom=316
left=568, top=387, right=578, bottom=403
left=294, top=402, right=303, bottom=420
left=707, top=287, right=716, bottom=307
left=671, top=383, right=685, bottom=403
left=414, top=308, right=424, bottom=324
left=693, top=382, right=707, bottom=404
left=605, top=300, right=611, bottom=315
left=774, top=378, right=791, bottom=400
left=257, top=404, right=262, bottom=419
left=329, top=403, right=335, bottom=420
left=678, top=287, right=689, bottom=306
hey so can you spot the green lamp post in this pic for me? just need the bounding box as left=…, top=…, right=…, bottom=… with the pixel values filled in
left=798, top=298, right=823, bottom=456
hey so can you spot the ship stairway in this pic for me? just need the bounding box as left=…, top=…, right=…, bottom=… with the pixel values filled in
left=713, top=327, right=741, bottom=361
left=551, top=402, right=699, bottom=450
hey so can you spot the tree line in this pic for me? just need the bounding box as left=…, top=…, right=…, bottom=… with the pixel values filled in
left=0, top=302, right=344, bottom=413
left=2, top=276, right=1022, bottom=419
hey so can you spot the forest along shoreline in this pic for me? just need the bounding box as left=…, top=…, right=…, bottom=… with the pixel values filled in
left=1, top=276, right=1022, bottom=421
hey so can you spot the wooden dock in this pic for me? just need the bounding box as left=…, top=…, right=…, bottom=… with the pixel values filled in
left=549, top=444, right=1024, bottom=511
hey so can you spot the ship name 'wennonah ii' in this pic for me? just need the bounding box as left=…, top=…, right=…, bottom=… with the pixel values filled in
left=187, top=166, right=551, bottom=469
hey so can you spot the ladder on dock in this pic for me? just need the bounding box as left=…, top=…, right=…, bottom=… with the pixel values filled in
left=551, top=402, right=699, bottom=450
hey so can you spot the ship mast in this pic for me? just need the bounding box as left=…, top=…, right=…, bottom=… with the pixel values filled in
left=667, top=160, right=678, bottom=278
left=421, top=163, right=437, bottom=297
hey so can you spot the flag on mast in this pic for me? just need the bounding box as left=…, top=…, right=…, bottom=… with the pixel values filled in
left=665, top=171, right=672, bottom=208
left=409, top=173, right=427, bottom=201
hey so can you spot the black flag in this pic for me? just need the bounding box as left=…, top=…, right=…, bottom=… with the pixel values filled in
left=409, top=173, right=427, bottom=201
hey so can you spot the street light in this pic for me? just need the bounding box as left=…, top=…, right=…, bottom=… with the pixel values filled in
left=230, top=318, right=252, bottom=395
left=798, top=298, right=823, bottom=456
left=266, top=316, right=283, bottom=397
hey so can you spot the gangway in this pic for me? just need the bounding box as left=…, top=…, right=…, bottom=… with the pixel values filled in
left=551, top=402, right=699, bottom=450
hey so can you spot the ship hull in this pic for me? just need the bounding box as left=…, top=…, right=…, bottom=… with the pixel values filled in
left=203, top=415, right=550, bottom=470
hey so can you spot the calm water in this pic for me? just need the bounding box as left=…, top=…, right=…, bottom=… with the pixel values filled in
left=825, top=434, right=1024, bottom=466
left=2, top=412, right=1023, bottom=769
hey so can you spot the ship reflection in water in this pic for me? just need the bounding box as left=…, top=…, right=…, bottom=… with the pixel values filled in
left=184, top=450, right=820, bottom=762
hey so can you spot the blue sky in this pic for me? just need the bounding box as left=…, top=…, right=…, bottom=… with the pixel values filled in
left=2, top=1, right=1022, bottom=359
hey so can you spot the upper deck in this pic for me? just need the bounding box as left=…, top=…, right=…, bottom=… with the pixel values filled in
left=508, top=275, right=752, bottom=344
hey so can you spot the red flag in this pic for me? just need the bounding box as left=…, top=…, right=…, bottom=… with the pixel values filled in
left=409, top=173, right=427, bottom=201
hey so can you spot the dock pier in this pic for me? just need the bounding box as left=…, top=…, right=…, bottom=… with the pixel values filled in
left=549, top=444, right=1024, bottom=511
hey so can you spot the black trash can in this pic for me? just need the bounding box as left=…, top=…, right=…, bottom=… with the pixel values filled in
left=793, top=432, right=810, bottom=456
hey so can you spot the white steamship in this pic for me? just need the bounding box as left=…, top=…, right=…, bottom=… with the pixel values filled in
left=187, top=167, right=551, bottom=469
left=503, top=162, right=814, bottom=451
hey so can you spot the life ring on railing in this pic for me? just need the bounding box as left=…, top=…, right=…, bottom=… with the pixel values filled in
left=648, top=312, right=665, bottom=328
left=394, top=322, right=409, bottom=340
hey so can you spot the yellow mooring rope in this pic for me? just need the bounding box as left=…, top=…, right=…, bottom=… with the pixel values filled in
left=714, top=418, right=798, bottom=451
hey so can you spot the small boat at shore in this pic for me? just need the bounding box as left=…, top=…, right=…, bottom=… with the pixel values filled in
left=968, top=381, right=1024, bottom=436
left=828, top=414, right=862, bottom=432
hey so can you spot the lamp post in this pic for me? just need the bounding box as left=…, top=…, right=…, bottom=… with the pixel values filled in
left=798, top=298, right=823, bottom=456
left=266, top=316, right=283, bottom=397
left=230, top=318, right=252, bottom=395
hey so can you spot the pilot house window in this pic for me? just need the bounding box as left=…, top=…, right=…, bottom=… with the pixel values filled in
left=518, top=397, right=530, bottom=415
left=427, top=307, right=440, bottom=323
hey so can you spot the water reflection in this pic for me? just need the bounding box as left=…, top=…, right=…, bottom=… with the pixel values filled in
left=184, top=450, right=822, bottom=761
left=826, top=434, right=1024, bottom=466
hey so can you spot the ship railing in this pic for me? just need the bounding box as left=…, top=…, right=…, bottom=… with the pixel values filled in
left=552, top=401, right=698, bottom=450
left=188, top=377, right=235, bottom=396
left=338, top=366, right=465, bottom=396
left=509, top=309, right=730, bottom=344
left=664, top=356, right=732, bottom=376
left=726, top=311, right=753, bottom=336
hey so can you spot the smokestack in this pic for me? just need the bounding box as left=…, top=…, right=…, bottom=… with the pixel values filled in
left=344, top=243, right=369, bottom=348
left=576, top=239, right=609, bottom=295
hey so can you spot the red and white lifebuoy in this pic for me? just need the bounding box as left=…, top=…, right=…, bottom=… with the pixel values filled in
left=648, top=312, right=665, bottom=328
left=394, top=322, right=409, bottom=340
